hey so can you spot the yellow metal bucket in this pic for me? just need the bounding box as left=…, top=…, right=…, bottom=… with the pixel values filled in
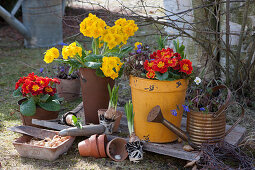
left=129, top=76, right=188, bottom=143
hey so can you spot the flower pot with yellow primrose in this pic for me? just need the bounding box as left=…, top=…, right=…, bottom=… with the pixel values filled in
left=13, top=72, right=62, bottom=127
left=125, top=39, right=193, bottom=143
left=43, top=13, right=138, bottom=124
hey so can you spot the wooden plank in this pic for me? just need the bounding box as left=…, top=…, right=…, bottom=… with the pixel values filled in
left=8, top=125, right=57, bottom=139
left=32, top=119, right=70, bottom=130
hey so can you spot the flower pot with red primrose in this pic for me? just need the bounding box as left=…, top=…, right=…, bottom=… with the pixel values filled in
left=43, top=13, right=138, bottom=124
left=14, top=73, right=62, bottom=127
left=125, top=100, right=143, bottom=162
left=98, top=84, right=122, bottom=134
left=78, top=134, right=100, bottom=158
left=106, top=137, right=128, bottom=162
left=125, top=41, right=192, bottom=143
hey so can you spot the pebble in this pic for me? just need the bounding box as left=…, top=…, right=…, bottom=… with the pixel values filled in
left=183, top=145, right=194, bottom=152
left=114, top=155, right=121, bottom=160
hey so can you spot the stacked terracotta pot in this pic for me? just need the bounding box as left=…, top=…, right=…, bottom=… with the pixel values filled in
left=78, top=135, right=128, bottom=161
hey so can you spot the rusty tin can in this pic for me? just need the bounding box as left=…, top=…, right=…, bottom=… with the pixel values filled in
left=187, top=111, right=226, bottom=146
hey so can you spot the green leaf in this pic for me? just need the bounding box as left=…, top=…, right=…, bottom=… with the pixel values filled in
left=84, top=54, right=103, bottom=61
left=72, top=115, right=82, bottom=129
left=72, top=115, right=77, bottom=123
left=38, top=100, right=61, bottom=111
left=13, top=88, right=22, bottom=97
left=155, top=71, right=169, bottom=81
left=125, top=100, right=134, bottom=135
left=39, top=94, right=50, bottom=102
left=104, top=52, right=122, bottom=58
left=120, top=46, right=133, bottom=54
left=105, top=47, right=120, bottom=54
left=84, top=62, right=101, bottom=69
left=173, top=40, right=178, bottom=51
left=169, top=71, right=181, bottom=80
left=179, top=45, right=185, bottom=53
left=95, top=68, right=105, bottom=77
left=20, top=98, right=36, bottom=116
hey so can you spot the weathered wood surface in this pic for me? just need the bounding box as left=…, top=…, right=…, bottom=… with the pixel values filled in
left=59, top=125, right=105, bottom=137
left=32, top=119, right=70, bottom=131
left=32, top=102, right=247, bottom=161
left=8, top=125, right=57, bottom=139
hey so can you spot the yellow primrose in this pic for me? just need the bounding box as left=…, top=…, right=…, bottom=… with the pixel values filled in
left=100, top=57, right=123, bottom=80
left=44, top=47, right=59, bottom=63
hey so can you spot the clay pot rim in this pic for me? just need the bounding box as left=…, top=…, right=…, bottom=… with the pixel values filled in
left=89, top=134, right=100, bottom=158
left=97, top=134, right=107, bottom=157
left=106, top=137, right=128, bottom=162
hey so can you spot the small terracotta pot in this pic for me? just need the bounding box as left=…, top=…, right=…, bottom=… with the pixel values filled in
left=89, top=134, right=100, bottom=158
left=78, top=134, right=100, bottom=158
left=56, top=78, right=81, bottom=102
left=78, top=139, right=91, bottom=157
left=18, top=99, right=59, bottom=128
left=106, top=138, right=128, bottom=162
left=98, top=109, right=123, bottom=133
left=97, top=134, right=107, bottom=157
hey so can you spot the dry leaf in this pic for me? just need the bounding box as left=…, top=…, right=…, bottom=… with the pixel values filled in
left=178, top=138, right=182, bottom=143
left=184, top=160, right=196, bottom=168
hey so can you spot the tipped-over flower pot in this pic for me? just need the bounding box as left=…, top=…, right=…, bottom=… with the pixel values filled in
left=78, top=134, right=100, bottom=158
left=106, top=137, right=128, bottom=162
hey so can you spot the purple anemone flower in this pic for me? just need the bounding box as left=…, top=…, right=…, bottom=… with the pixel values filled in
left=137, top=49, right=142, bottom=53
left=171, top=110, right=177, bottom=116
left=39, top=68, right=44, bottom=73
left=200, top=107, right=205, bottom=111
left=182, top=105, right=190, bottom=112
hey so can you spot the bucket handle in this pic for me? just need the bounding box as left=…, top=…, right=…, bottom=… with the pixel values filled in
left=212, top=85, right=232, bottom=118
left=223, top=102, right=245, bottom=137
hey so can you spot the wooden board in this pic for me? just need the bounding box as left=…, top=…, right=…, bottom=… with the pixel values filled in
left=32, top=102, right=247, bottom=161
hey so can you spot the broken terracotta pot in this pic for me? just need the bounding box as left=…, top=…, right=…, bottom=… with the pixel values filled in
left=106, top=137, right=128, bottom=162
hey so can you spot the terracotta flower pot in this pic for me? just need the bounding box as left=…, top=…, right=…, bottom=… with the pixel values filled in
left=97, top=134, right=107, bottom=157
left=78, top=134, right=100, bottom=158
left=106, top=138, right=128, bottom=162
left=18, top=99, right=59, bottom=128
left=79, top=68, right=114, bottom=124
left=98, top=109, right=123, bottom=133
left=78, top=139, right=91, bottom=157
left=56, top=78, right=80, bottom=102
